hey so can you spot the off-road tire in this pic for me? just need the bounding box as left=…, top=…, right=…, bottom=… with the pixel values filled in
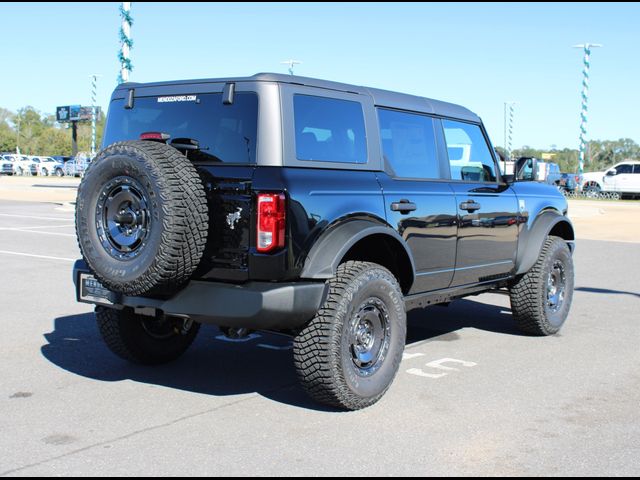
left=96, top=306, right=200, bottom=365
left=293, top=261, right=406, bottom=411
left=76, top=141, right=208, bottom=296
left=509, top=236, right=574, bottom=336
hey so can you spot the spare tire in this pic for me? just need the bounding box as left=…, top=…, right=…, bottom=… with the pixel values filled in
left=76, top=140, right=208, bottom=296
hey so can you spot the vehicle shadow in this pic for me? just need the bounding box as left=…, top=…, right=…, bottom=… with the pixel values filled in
left=41, top=298, right=520, bottom=411
left=576, top=286, right=640, bottom=299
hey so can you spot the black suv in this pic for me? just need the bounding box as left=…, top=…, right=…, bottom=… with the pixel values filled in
left=73, top=73, right=575, bottom=410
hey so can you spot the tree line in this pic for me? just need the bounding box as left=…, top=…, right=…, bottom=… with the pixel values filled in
left=0, top=106, right=105, bottom=156
left=498, top=138, right=640, bottom=173
left=1, top=106, right=638, bottom=172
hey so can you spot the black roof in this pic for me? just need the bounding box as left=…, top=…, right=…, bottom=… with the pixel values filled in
left=116, top=72, right=480, bottom=122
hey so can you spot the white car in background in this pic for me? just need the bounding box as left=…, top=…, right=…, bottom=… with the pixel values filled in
left=14, top=155, right=36, bottom=175
left=581, top=161, right=640, bottom=198
left=31, top=156, right=65, bottom=176
left=1, top=155, right=17, bottom=175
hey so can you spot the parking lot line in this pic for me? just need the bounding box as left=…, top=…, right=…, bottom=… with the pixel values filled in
left=0, top=250, right=75, bottom=262
left=0, top=228, right=76, bottom=237
left=15, top=224, right=75, bottom=230
left=0, top=213, right=73, bottom=222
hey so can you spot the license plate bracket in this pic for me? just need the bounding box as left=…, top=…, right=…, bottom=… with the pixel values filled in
left=78, top=273, right=117, bottom=306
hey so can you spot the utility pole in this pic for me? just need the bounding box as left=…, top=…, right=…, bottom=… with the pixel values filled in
left=281, top=59, right=301, bottom=76
left=90, top=74, right=102, bottom=156
left=119, top=2, right=133, bottom=84
left=573, top=43, right=602, bottom=180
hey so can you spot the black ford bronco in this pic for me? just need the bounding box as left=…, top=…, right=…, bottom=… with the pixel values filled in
left=73, top=73, right=575, bottom=410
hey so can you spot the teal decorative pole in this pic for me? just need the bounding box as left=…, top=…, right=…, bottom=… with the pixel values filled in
left=90, top=74, right=101, bottom=156
left=118, top=2, right=133, bottom=84
left=507, top=103, right=514, bottom=157
left=503, top=101, right=516, bottom=159
left=573, top=43, right=601, bottom=181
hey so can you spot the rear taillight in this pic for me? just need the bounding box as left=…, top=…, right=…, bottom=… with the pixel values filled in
left=257, top=193, right=286, bottom=253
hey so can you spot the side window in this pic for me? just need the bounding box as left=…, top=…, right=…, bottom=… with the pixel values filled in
left=442, top=120, right=497, bottom=182
left=293, top=94, right=367, bottom=164
left=634, top=165, right=640, bottom=174
left=615, top=164, right=633, bottom=174
left=377, top=108, right=439, bottom=179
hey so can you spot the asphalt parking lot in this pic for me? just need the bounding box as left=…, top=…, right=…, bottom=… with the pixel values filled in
left=0, top=199, right=639, bottom=476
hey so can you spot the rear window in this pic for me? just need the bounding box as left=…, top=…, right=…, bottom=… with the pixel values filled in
left=103, top=92, right=258, bottom=164
left=293, top=94, right=367, bottom=164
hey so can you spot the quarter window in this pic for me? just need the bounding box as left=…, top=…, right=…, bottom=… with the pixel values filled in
left=377, top=109, right=439, bottom=179
left=293, top=95, right=367, bottom=164
left=443, top=120, right=497, bottom=182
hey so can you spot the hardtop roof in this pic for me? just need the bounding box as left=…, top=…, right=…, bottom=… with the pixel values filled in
left=115, top=72, right=480, bottom=122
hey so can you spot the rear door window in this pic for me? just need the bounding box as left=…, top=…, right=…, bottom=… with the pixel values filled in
left=103, top=92, right=258, bottom=164
left=293, top=94, right=367, bottom=164
left=377, top=108, right=440, bottom=179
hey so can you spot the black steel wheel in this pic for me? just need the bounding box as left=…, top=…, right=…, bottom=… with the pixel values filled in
left=510, top=236, right=574, bottom=335
left=76, top=141, right=208, bottom=296
left=294, top=261, right=406, bottom=410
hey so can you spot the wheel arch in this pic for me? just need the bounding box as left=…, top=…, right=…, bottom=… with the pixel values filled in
left=300, top=219, right=416, bottom=294
left=515, top=210, right=575, bottom=275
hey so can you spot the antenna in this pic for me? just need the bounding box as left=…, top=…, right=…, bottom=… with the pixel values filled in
left=281, top=59, right=301, bottom=76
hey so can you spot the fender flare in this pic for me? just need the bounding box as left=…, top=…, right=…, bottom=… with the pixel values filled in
left=300, top=219, right=416, bottom=285
left=515, top=210, right=575, bottom=275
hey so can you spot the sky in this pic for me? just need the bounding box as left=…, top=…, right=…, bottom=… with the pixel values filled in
left=0, top=2, right=638, bottom=150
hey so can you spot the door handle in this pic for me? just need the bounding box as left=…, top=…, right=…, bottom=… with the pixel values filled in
left=391, top=199, right=417, bottom=213
left=460, top=200, right=481, bottom=212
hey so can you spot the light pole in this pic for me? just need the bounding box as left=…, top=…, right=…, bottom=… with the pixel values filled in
left=15, top=114, right=20, bottom=154
left=118, top=2, right=133, bottom=84
left=573, top=43, right=602, bottom=181
left=281, top=59, right=301, bottom=76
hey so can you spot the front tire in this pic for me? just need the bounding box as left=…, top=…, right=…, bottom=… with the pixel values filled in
left=509, top=236, right=574, bottom=336
left=96, top=306, right=200, bottom=365
left=293, top=261, right=406, bottom=410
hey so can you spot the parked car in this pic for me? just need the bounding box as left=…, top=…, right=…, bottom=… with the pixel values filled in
left=51, top=155, right=72, bottom=165
left=31, top=156, right=65, bottom=176
left=557, top=172, right=578, bottom=193
left=581, top=161, right=640, bottom=198
left=73, top=73, right=575, bottom=410
left=1, top=154, right=16, bottom=175
left=63, top=157, right=89, bottom=177
left=14, top=155, right=35, bottom=175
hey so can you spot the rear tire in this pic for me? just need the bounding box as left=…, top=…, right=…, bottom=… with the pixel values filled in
left=293, top=261, right=406, bottom=410
left=76, top=141, right=208, bottom=296
left=96, top=306, right=200, bottom=365
left=509, top=236, right=574, bottom=336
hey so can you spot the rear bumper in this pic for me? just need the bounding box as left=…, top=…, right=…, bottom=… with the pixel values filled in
left=73, top=260, right=326, bottom=330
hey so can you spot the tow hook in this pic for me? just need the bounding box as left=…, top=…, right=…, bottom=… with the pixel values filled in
left=176, top=318, right=194, bottom=336
left=220, top=327, right=253, bottom=340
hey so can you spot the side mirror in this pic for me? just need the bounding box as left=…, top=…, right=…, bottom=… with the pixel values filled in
left=606, top=170, right=616, bottom=176
left=515, top=157, right=538, bottom=181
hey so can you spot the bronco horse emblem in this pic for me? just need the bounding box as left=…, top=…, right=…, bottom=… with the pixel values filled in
left=226, top=207, right=243, bottom=230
